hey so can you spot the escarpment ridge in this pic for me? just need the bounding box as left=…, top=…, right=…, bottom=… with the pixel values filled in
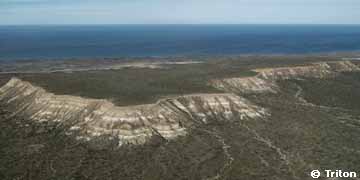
left=0, top=60, right=358, bottom=145
left=0, top=78, right=266, bottom=145
left=211, top=61, right=360, bottom=94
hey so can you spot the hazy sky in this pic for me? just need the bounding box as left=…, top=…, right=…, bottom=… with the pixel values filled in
left=1, top=0, right=359, bottom=25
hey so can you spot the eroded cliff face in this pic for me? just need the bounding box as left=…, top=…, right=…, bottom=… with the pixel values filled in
left=1, top=60, right=358, bottom=146
left=0, top=78, right=266, bottom=145
left=211, top=61, right=360, bottom=94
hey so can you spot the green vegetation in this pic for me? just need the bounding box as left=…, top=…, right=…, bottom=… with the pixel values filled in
left=2, top=75, right=360, bottom=179
left=1, top=55, right=333, bottom=106
left=1, top=57, right=360, bottom=180
left=281, top=72, right=360, bottom=110
left=15, top=62, right=256, bottom=106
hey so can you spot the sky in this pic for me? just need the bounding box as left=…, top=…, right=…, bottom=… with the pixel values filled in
left=0, top=0, right=359, bottom=25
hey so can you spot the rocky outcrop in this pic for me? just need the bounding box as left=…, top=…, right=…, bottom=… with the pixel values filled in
left=0, top=78, right=266, bottom=145
left=2, top=60, right=358, bottom=146
left=211, top=61, right=360, bottom=94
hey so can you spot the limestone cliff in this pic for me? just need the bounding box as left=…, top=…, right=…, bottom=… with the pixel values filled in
left=1, top=60, right=358, bottom=146
left=0, top=78, right=266, bottom=145
left=211, top=61, right=360, bottom=94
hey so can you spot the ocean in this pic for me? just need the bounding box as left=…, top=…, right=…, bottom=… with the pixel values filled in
left=0, top=25, right=360, bottom=60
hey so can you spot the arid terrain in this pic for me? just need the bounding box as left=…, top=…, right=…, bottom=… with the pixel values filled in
left=1, top=55, right=360, bottom=180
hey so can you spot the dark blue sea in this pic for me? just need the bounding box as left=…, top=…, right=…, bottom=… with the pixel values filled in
left=1, top=25, right=360, bottom=60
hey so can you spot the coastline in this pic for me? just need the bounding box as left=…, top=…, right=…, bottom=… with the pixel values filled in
left=0, top=52, right=359, bottom=74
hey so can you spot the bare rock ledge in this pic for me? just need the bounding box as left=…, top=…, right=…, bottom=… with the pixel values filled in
left=211, top=60, right=360, bottom=94
left=1, top=60, right=358, bottom=146
left=0, top=78, right=266, bottom=145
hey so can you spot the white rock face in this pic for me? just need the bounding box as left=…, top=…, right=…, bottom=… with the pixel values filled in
left=211, top=76, right=277, bottom=93
left=211, top=61, right=360, bottom=94
left=3, top=60, right=357, bottom=146
left=0, top=78, right=267, bottom=145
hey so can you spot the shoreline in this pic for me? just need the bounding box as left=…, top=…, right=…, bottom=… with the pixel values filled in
left=1, top=51, right=360, bottom=62
left=1, top=50, right=360, bottom=63
left=0, top=52, right=359, bottom=74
